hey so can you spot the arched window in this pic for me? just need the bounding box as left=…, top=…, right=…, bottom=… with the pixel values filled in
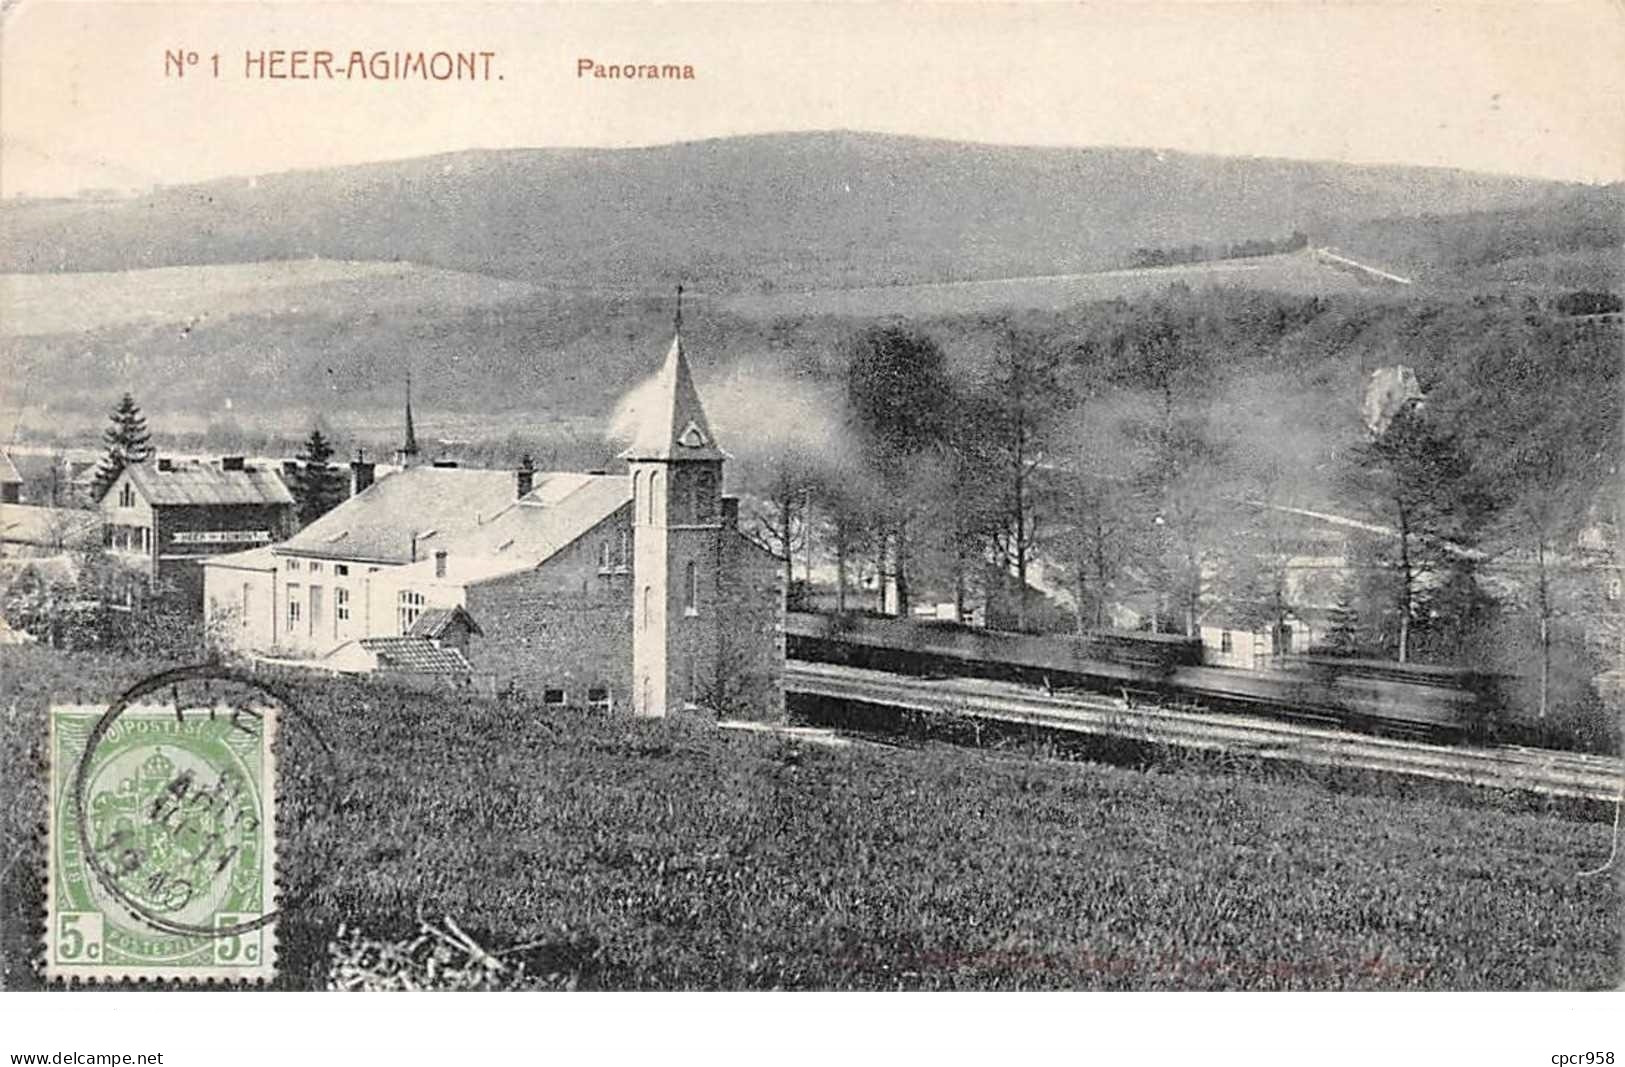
left=650, top=469, right=664, bottom=526
left=642, top=585, right=652, bottom=630
left=683, top=561, right=698, bottom=615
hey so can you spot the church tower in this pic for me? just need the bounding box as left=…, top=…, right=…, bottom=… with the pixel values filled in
left=624, top=293, right=725, bottom=717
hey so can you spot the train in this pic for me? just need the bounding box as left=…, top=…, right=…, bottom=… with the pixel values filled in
left=784, top=610, right=1510, bottom=742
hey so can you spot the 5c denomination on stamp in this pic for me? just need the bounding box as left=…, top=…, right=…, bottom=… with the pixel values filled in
left=46, top=675, right=279, bottom=983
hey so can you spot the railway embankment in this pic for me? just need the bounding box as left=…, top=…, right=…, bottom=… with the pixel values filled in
left=787, top=663, right=1623, bottom=821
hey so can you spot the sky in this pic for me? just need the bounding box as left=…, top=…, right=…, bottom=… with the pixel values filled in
left=2, top=0, right=1623, bottom=197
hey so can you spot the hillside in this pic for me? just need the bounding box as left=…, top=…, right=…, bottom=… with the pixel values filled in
left=1, top=259, right=538, bottom=337
left=720, top=249, right=1400, bottom=319
left=1329, top=184, right=1625, bottom=292
left=0, top=132, right=1576, bottom=293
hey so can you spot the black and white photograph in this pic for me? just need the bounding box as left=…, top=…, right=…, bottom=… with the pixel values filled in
left=0, top=0, right=1620, bottom=1058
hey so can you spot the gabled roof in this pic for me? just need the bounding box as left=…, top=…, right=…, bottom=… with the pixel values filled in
left=123, top=461, right=294, bottom=507
left=450, top=475, right=630, bottom=574
left=357, top=636, right=472, bottom=674
left=620, top=333, right=726, bottom=462
left=407, top=605, right=484, bottom=639
left=280, top=466, right=519, bottom=563
left=278, top=466, right=630, bottom=570
left=0, top=451, right=21, bottom=485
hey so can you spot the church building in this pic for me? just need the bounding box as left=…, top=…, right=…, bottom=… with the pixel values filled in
left=203, top=324, right=784, bottom=718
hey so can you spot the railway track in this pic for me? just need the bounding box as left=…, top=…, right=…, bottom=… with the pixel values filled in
left=786, top=662, right=1625, bottom=803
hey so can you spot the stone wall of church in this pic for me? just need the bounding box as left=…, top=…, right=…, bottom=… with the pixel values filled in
left=464, top=565, right=633, bottom=708
left=714, top=530, right=786, bottom=719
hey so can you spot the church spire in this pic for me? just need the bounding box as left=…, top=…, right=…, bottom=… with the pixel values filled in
left=398, top=370, right=420, bottom=468
left=620, top=292, right=724, bottom=463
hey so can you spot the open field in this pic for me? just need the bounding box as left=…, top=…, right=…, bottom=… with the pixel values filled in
left=720, top=251, right=1402, bottom=320
left=1, top=260, right=538, bottom=337
left=2, top=646, right=1618, bottom=991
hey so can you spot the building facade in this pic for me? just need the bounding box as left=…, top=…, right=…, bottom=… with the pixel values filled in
left=102, top=457, right=295, bottom=606
left=204, top=328, right=785, bottom=718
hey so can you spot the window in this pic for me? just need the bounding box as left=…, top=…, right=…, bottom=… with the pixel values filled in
left=543, top=689, right=566, bottom=706
left=397, top=589, right=425, bottom=633
left=285, top=559, right=299, bottom=572
left=619, top=526, right=631, bottom=568
left=310, top=561, right=323, bottom=573
left=587, top=687, right=611, bottom=712
left=334, top=564, right=349, bottom=577
left=641, top=585, right=652, bottom=630
left=1608, top=578, right=1622, bottom=602
left=286, top=586, right=301, bottom=632
left=119, top=484, right=135, bottom=507
left=1276, top=623, right=1294, bottom=655
left=1220, top=630, right=1233, bottom=654
left=683, top=561, right=698, bottom=616
left=335, top=587, right=349, bottom=622
left=598, top=540, right=612, bottom=572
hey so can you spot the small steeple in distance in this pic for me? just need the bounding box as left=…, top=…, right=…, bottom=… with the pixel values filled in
left=397, top=370, right=421, bottom=468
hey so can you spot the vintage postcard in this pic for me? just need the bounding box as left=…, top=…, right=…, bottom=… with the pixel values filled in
left=1, top=0, right=1621, bottom=1053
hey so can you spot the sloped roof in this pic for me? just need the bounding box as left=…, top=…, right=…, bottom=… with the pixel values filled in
left=0, top=504, right=100, bottom=547
left=447, top=475, right=630, bottom=580
left=279, top=467, right=521, bottom=563
left=284, top=465, right=630, bottom=573
left=0, top=451, right=21, bottom=485
left=407, top=605, right=484, bottom=639
left=620, top=333, right=726, bottom=462
left=124, top=461, right=294, bottom=507
left=357, top=636, right=472, bottom=674
left=205, top=545, right=279, bottom=571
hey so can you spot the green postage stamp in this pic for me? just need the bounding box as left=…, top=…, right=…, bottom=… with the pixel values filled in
left=47, top=698, right=278, bottom=982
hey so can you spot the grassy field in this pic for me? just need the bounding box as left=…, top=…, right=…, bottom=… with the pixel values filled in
left=0, top=259, right=539, bottom=337
left=2, top=645, right=1619, bottom=990
left=719, top=252, right=1393, bottom=320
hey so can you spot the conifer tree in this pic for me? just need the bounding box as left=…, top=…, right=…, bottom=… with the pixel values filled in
left=290, top=428, right=345, bottom=527
left=93, top=393, right=153, bottom=501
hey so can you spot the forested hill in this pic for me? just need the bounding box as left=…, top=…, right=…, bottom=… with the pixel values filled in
left=1, top=132, right=1577, bottom=291
left=1329, top=183, right=1625, bottom=292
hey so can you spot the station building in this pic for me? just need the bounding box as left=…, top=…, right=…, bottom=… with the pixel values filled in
left=203, top=328, right=785, bottom=717
left=100, top=456, right=296, bottom=604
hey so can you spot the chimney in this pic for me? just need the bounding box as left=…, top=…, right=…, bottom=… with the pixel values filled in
left=157, top=457, right=173, bottom=472
left=350, top=449, right=375, bottom=496
left=221, top=455, right=245, bottom=472
left=721, top=496, right=739, bottom=529
left=282, top=460, right=299, bottom=481
left=516, top=454, right=535, bottom=499
left=434, top=549, right=448, bottom=579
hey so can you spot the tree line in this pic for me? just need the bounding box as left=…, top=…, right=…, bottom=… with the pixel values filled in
left=729, top=287, right=1621, bottom=747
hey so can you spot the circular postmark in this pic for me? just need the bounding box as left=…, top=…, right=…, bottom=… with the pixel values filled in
left=48, top=663, right=328, bottom=979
